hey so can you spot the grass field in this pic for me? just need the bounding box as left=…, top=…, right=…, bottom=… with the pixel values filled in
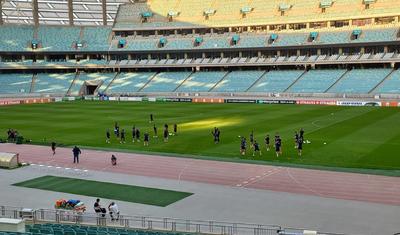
left=1, top=101, right=400, bottom=171
left=13, top=175, right=192, bottom=206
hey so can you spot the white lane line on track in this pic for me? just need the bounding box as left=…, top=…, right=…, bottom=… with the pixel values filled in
left=285, top=168, right=323, bottom=197
left=238, top=168, right=282, bottom=188
left=178, top=162, right=192, bottom=181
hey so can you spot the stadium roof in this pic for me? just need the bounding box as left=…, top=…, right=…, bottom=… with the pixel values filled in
left=1, top=0, right=133, bottom=25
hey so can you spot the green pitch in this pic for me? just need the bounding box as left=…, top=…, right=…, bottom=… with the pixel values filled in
left=13, top=175, right=192, bottom=206
left=1, top=101, right=400, bottom=171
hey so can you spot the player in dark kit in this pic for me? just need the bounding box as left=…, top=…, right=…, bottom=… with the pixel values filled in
left=132, top=126, right=136, bottom=142
left=106, top=129, right=110, bottom=143
left=153, top=124, right=158, bottom=138
left=240, top=137, right=247, bottom=155
left=264, top=134, right=270, bottom=151
left=297, top=136, right=303, bottom=156
left=249, top=131, right=254, bottom=148
left=114, top=122, right=119, bottom=138
left=51, top=142, right=56, bottom=155
left=253, top=141, right=261, bottom=156
left=163, top=128, right=169, bottom=142
left=212, top=127, right=220, bottom=144
left=144, top=132, right=149, bottom=146
left=299, top=128, right=305, bottom=138
left=150, top=114, right=154, bottom=123
left=216, top=128, right=220, bottom=143
left=294, top=131, right=299, bottom=149
left=173, top=124, right=177, bottom=136
left=135, top=128, right=140, bottom=142
left=120, top=129, right=126, bottom=144
left=275, top=135, right=282, bottom=157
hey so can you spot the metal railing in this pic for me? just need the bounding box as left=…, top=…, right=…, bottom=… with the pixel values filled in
left=0, top=206, right=346, bottom=235
left=1, top=206, right=281, bottom=235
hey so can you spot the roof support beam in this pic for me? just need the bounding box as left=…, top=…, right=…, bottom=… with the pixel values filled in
left=0, top=0, right=3, bottom=25
left=68, top=0, right=73, bottom=25
left=32, top=0, right=39, bottom=26
left=102, top=0, right=107, bottom=25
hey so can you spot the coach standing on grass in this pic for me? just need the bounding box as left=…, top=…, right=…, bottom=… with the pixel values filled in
left=72, top=146, right=81, bottom=163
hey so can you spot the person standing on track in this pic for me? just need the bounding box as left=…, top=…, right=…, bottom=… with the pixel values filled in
left=51, top=142, right=56, bottom=155
left=72, top=146, right=81, bottom=163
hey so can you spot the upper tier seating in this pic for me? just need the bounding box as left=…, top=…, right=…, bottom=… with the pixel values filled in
left=81, top=27, right=112, bottom=51
left=212, top=71, right=265, bottom=92
left=0, top=24, right=399, bottom=52
left=249, top=70, right=304, bottom=93
left=177, top=71, right=228, bottom=92
left=374, top=69, right=400, bottom=94
left=34, top=73, right=76, bottom=94
left=115, top=0, right=400, bottom=28
left=0, top=73, right=32, bottom=93
left=288, top=69, right=347, bottom=93
left=37, top=26, right=81, bottom=51
left=107, top=72, right=157, bottom=93
left=272, top=33, right=309, bottom=46
left=328, top=68, right=392, bottom=93
left=141, top=72, right=192, bottom=92
left=354, top=28, right=399, bottom=43
left=0, top=25, right=33, bottom=51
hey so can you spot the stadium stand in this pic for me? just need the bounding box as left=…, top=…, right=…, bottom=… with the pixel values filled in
left=68, top=73, right=116, bottom=96
left=249, top=70, right=305, bottom=93
left=374, top=69, right=400, bottom=94
left=33, top=73, right=76, bottom=94
left=288, top=69, right=347, bottom=93
left=107, top=72, right=157, bottom=93
left=177, top=71, right=228, bottom=92
left=0, top=25, right=33, bottom=51
left=0, top=74, right=33, bottom=94
left=81, top=27, right=112, bottom=51
left=328, top=68, right=393, bottom=93
left=141, top=72, right=192, bottom=92
left=37, top=26, right=81, bottom=51
left=212, top=71, right=265, bottom=92
left=24, top=223, right=193, bottom=235
left=114, top=0, right=400, bottom=28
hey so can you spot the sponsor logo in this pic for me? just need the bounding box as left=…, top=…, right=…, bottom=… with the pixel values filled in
left=257, top=100, right=296, bottom=104
left=296, top=100, right=336, bottom=105
left=226, top=99, right=256, bottom=103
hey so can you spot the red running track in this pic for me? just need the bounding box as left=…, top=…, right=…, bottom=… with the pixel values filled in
left=1, top=143, right=400, bottom=206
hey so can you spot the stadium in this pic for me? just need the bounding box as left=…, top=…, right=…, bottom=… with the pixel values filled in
left=0, top=0, right=400, bottom=235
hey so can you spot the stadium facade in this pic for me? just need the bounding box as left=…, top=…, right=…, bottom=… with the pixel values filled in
left=0, top=0, right=399, bottom=102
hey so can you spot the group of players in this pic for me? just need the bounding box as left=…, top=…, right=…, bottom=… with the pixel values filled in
left=240, top=128, right=305, bottom=157
left=105, top=114, right=178, bottom=146
left=103, top=113, right=305, bottom=157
